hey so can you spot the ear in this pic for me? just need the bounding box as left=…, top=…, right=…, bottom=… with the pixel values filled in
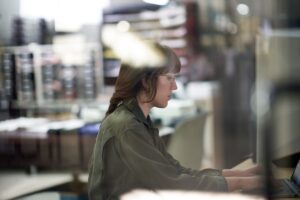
left=142, top=77, right=149, bottom=90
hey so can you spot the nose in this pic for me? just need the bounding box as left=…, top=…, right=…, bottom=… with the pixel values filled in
left=171, top=80, right=178, bottom=90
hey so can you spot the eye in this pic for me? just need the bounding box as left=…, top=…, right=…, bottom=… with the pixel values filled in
left=161, top=73, right=178, bottom=82
left=167, top=75, right=175, bottom=81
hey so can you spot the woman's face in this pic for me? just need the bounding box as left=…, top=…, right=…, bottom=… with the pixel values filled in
left=151, top=73, right=178, bottom=108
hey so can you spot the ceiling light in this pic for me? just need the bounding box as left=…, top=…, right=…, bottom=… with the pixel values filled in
left=236, top=3, right=249, bottom=16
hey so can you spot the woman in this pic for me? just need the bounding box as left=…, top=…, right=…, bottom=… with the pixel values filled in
left=88, top=43, right=262, bottom=200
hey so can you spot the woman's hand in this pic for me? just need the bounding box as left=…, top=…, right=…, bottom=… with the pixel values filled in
left=222, top=164, right=263, bottom=177
left=243, top=164, right=263, bottom=176
left=225, top=176, right=264, bottom=192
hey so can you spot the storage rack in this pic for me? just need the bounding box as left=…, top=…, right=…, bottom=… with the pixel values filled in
left=0, top=43, right=104, bottom=113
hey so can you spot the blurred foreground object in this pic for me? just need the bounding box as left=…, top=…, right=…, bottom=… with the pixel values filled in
left=121, top=189, right=265, bottom=200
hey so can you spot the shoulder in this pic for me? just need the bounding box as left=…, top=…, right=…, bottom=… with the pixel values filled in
left=101, top=106, right=146, bottom=137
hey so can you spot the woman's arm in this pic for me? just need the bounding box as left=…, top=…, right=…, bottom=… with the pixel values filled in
left=156, top=133, right=223, bottom=177
left=116, top=129, right=228, bottom=192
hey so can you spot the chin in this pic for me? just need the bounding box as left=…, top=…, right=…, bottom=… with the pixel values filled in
left=155, top=103, right=168, bottom=108
left=161, top=102, right=168, bottom=108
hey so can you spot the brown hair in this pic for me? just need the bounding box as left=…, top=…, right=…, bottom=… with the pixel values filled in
left=105, top=43, right=181, bottom=117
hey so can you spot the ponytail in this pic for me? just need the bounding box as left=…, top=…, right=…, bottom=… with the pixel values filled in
left=105, top=93, right=123, bottom=117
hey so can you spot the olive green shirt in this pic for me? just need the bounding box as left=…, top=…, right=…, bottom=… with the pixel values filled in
left=88, top=98, right=228, bottom=200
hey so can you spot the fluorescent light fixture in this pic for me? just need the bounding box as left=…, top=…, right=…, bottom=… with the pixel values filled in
left=143, top=0, right=169, bottom=6
left=236, top=3, right=249, bottom=16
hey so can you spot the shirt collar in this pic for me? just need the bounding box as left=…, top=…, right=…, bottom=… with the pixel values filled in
left=123, top=98, right=153, bottom=128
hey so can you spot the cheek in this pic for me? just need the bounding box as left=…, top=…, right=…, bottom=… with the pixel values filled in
left=154, top=84, right=170, bottom=105
left=154, top=78, right=171, bottom=103
left=156, top=84, right=168, bottom=97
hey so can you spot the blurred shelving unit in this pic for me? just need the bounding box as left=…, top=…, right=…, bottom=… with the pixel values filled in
left=0, top=43, right=104, bottom=116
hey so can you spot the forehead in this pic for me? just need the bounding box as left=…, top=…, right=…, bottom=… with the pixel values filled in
left=161, top=47, right=181, bottom=71
left=161, top=66, right=179, bottom=75
left=168, top=55, right=181, bottom=73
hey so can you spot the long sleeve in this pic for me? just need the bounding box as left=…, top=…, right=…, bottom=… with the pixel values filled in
left=115, top=128, right=228, bottom=192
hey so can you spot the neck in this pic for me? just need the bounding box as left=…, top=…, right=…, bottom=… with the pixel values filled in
left=137, top=92, right=152, bottom=117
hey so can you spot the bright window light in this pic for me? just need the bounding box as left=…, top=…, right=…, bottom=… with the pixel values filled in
left=143, top=0, right=169, bottom=6
left=20, top=0, right=56, bottom=20
left=20, top=0, right=110, bottom=32
left=236, top=3, right=249, bottom=16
